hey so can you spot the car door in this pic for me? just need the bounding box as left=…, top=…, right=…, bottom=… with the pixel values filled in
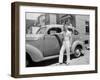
left=43, top=28, right=61, bottom=57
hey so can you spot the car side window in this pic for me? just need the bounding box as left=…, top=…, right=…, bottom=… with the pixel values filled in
left=50, top=30, right=57, bottom=35
left=74, top=30, right=79, bottom=35
left=47, top=28, right=62, bottom=35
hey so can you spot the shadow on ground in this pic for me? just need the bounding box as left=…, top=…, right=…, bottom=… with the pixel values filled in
left=26, top=54, right=84, bottom=67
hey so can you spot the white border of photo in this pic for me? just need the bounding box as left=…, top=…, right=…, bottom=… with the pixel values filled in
left=19, top=6, right=95, bottom=75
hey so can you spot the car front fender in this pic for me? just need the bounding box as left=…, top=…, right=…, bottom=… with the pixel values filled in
left=26, top=44, right=44, bottom=62
left=71, top=40, right=85, bottom=54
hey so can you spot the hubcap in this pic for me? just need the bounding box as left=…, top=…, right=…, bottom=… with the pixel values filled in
left=75, top=49, right=81, bottom=57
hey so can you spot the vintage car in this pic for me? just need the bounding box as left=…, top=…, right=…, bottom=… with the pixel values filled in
left=26, top=25, right=85, bottom=65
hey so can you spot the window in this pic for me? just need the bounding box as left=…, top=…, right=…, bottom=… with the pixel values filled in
left=84, top=40, right=89, bottom=44
left=48, top=27, right=62, bottom=34
left=36, top=27, right=46, bottom=34
left=85, top=21, right=89, bottom=34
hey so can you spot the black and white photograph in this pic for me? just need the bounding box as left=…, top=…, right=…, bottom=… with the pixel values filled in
left=25, top=13, right=90, bottom=67
left=11, top=2, right=97, bottom=78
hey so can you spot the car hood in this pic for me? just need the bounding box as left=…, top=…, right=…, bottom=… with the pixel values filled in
left=26, top=34, right=44, bottom=40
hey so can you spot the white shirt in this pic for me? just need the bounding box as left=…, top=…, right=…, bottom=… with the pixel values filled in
left=64, top=30, right=71, bottom=41
left=61, top=30, right=71, bottom=41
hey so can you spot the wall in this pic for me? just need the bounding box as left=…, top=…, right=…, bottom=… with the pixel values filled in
left=0, top=0, right=100, bottom=80
left=75, top=15, right=89, bottom=34
left=75, top=15, right=90, bottom=43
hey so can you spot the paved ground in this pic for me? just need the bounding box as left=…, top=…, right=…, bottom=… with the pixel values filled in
left=27, top=49, right=90, bottom=67
left=50, top=50, right=89, bottom=66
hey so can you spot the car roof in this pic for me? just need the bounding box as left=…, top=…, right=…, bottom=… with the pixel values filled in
left=45, top=24, right=63, bottom=27
left=41, top=24, right=63, bottom=29
left=40, top=24, right=75, bottom=31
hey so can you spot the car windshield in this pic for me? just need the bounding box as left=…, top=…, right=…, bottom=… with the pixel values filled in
left=36, top=27, right=46, bottom=34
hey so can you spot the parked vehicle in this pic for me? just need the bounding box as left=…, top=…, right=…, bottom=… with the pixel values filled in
left=26, top=24, right=85, bottom=65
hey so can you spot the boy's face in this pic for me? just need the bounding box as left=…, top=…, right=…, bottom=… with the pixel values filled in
left=65, top=24, right=69, bottom=31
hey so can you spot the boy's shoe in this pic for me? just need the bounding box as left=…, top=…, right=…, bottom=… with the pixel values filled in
left=64, top=61, right=70, bottom=65
left=56, top=63, right=63, bottom=65
left=65, top=62, right=70, bottom=65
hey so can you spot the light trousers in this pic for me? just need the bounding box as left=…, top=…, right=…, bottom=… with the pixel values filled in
left=59, top=41, right=71, bottom=63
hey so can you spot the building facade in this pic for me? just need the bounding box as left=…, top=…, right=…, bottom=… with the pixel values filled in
left=26, top=13, right=90, bottom=45
left=75, top=15, right=90, bottom=44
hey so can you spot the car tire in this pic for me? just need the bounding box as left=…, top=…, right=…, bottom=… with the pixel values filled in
left=74, top=46, right=82, bottom=58
left=26, top=53, right=32, bottom=67
left=26, top=59, right=30, bottom=67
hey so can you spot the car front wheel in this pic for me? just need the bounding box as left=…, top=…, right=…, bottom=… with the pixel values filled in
left=74, top=46, right=82, bottom=58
